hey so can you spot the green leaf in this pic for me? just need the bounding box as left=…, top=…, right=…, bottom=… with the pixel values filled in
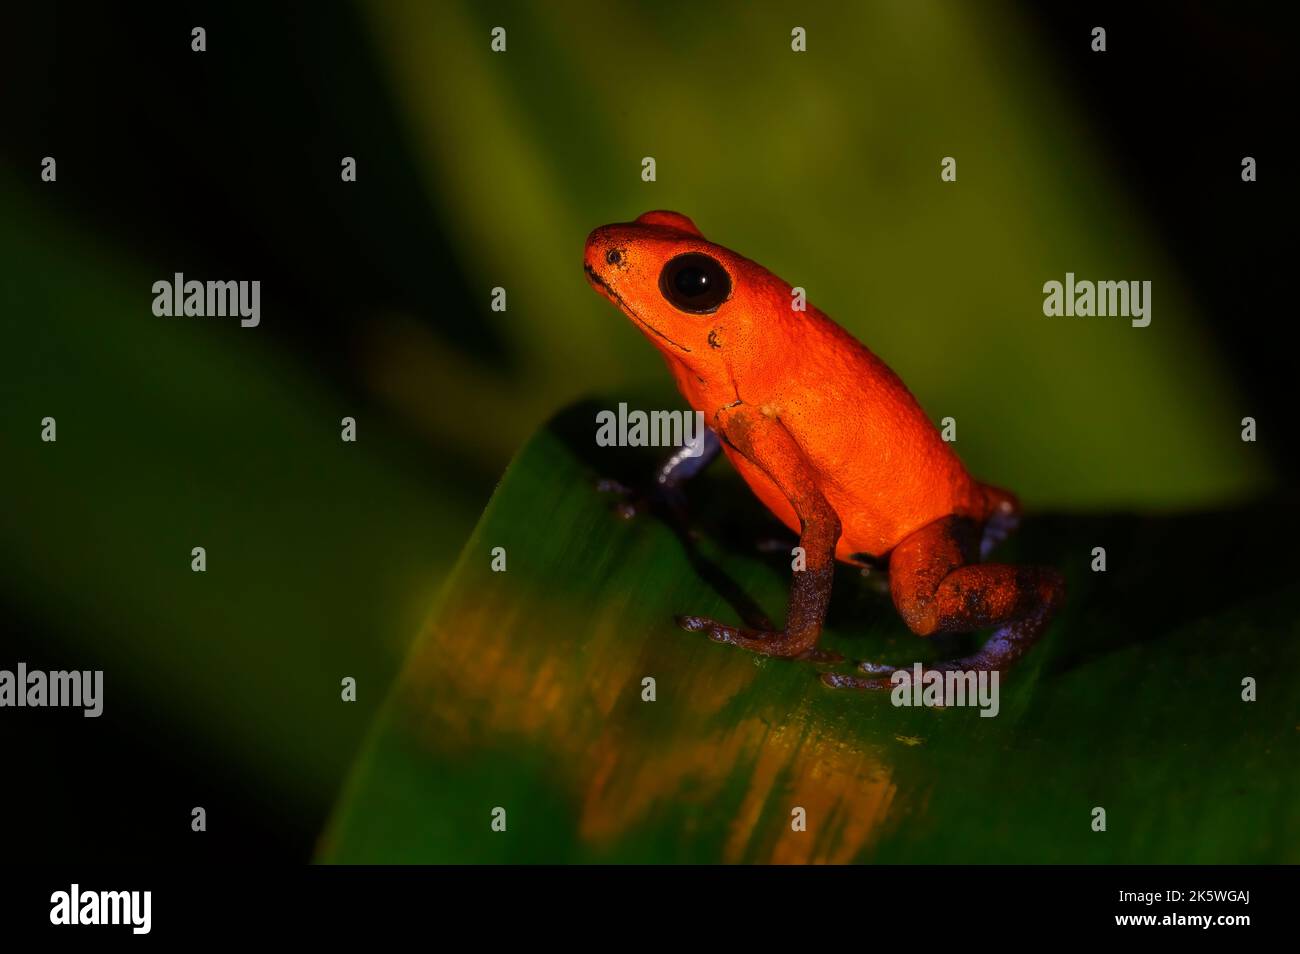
left=321, top=400, right=1299, bottom=863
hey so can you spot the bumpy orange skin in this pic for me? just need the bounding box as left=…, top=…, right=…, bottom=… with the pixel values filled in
left=584, top=210, right=1001, bottom=564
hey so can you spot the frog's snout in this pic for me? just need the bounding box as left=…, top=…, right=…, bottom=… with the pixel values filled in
left=583, top=261, right=608, bottom=292
left=584, top=226, right=611, bottom=266
left=583, top=226, right=623, bottom=297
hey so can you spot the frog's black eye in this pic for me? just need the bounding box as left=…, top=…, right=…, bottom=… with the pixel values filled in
left=605, top=249, right=622, bottom=265
left=659, top=253, right=732, bottom=314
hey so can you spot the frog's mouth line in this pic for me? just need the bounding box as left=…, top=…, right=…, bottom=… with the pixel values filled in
left=585, top=264, right=692, bottom=353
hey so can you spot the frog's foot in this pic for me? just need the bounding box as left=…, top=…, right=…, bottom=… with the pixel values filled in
left=822, top=600, right=1060, bottom=690
left=823, top=674, right=887, bottom=690
left=682, top=616, right=841, bottom=662
left=676, top=615, right=841, bottom=662
left=824, top=512, right=1064, bottom=691
left=820, top=660, right=896, bottom=690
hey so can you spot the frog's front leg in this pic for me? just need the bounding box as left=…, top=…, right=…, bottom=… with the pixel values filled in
left=655, top=426, right=721, bottom=489
left=678, top=403, right=839, bottom=660
left=598, top=426, right=721, bottom=520
left=824, top=514, right=1064, bottom=689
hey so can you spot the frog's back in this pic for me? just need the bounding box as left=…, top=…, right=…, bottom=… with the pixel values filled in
left=722, top=306, right=992, bottom=561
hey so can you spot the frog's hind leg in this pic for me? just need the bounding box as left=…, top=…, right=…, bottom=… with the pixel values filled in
left=823, top=513, right=1063, bottom=690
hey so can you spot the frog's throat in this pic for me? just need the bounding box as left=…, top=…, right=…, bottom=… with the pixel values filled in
left=585, top=264, right=692, bottom=354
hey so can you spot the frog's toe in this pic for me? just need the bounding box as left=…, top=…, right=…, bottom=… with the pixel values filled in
left=678, top=614, right=776, bottom=651
left=821, top=671, right=894, bottom=691
left=677, top=615, right=783, bottom=649
left=857, top=660, right=896, bottom=676
left=676, top=614, right=738, bottom=642
left=676, top=615, right=832, bottom=660
left=820, top=659, right=896, bottom=690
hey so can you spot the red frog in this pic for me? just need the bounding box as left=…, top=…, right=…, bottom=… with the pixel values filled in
left=584, top=211, right=1064, bottom=688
